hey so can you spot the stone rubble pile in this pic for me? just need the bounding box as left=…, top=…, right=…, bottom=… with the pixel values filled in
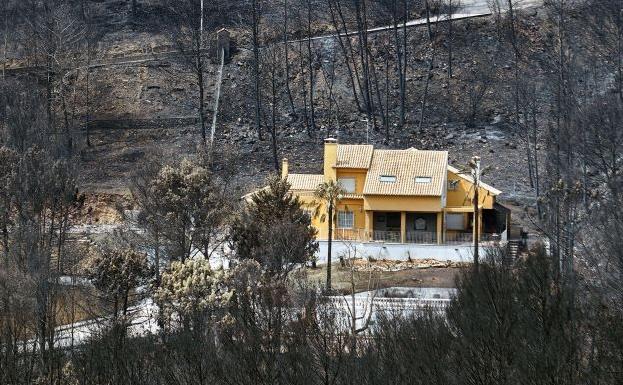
left=349, top=258, right=469, bottom=272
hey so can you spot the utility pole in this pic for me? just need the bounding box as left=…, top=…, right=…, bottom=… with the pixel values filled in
left=470, top=156, right=481, bottom=268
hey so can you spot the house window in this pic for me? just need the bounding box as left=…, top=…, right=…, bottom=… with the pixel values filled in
left=446, top=214, right=465, bottom=230
left=338, top=178, right=356, bottom=193
left=448, top=179, right=459, bottom=191
left=379, top=175, right=397, bottom=183
left=415, top=176, right=432, bottom=183
left=337, top=211, right=354, bottom=229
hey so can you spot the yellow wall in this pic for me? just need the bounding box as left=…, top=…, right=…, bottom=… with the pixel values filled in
left=336, top=168, right=367, bottom=194
left=446, top=170, right=495, bottom=209
left=364, top=195, right=442, bottom=212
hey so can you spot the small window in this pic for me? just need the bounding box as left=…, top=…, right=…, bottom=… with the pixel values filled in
left=338, top=178, right=356, bottom=193
left=448, top=179, right=459, bottom=191
left=379, top=175, right=397, bottom=183
left=337, top=211, right=354, bottom=229
left=446, top=214, right=465, bottom=230
left=415, top=176, right=432, bottom=183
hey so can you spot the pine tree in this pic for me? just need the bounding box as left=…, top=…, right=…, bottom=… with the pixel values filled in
left=231, top=176, right=317, bottom=277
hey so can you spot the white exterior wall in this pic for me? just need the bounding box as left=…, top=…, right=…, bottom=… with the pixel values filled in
left=315, top=241, right=474, bottom=263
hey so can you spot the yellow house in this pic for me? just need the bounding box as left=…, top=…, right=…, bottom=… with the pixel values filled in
left=259, top=138, right=510, bottom=245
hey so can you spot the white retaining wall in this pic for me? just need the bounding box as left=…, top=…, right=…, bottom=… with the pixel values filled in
left=315, top=241, right=475, bottom=263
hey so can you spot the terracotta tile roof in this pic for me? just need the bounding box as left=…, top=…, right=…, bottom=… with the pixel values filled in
left=447, top=165, right=502, bottom=195
left=363, top=149, right=448, bottom=196
left=342, top=193, right=364, bottom=200
left=335, top=145, right=374, bottom=169
left=287, top=173, right=324, bottom=191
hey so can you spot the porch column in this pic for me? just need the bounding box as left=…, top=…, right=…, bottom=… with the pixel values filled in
left=436, top=212, right=443, bottom=245
left=364, top=211, right=373, bottom=242
left=400, top=212, right=407, bottom=243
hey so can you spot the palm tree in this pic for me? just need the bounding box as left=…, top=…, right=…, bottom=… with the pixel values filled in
left=314, top=180, right=344, bottom=291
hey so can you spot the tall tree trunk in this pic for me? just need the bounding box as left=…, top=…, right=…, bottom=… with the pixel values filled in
left=369, top=45, right=386, bottom=134
left=355, top=0, right=373, bottom=123
left=418, top=0, right=435, bottom=132
left=81, top=0, right=92, bottom=147
left=298, top=38, right=312, bottom=137
left=507, top=0, right=534, bottom=188
left=447, top=0, right=454, bottom=79
left=328, top=0, right=363, bottom=111
left=2, top=4, right=7, bottom=81
left=401, top=0, right=409, bottom=126
left=46, top=59, right=54, bottom=132
left=532, top=103, right=541, bottom=217
left=85, top=61, right=92, bottom=148
left=384, top=51, right=390, bottom=142
left=306, top=0, right=316, bottom=131
left=252, top=0, right=263, bottom=140
left=283, top=0, right=296, bottom=117
left=60, top=78, right=72, bottom=154
left=198, top=57, right=207, bottom=143
left=392, top=0, right=406, bottom=128
left=270, top=52, right=279, bottom=171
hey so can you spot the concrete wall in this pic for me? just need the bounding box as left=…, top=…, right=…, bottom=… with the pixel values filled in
left=315, top=240, right=474, bottom=263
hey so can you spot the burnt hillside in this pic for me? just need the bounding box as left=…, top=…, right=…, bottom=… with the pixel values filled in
left=1, top=0, right=618, bottom=228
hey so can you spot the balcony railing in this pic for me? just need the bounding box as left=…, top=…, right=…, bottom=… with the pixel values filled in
left=335, top=229, right=435, bottom=243
left=333, top=228, right=500, bottom=245
left=334, top=228, right=364, bottom=241
left=371, top=230, right=401, bottom=242
left=444, top=232, right=473, bottom=244
left=406, top=231, right=437, bottom=244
